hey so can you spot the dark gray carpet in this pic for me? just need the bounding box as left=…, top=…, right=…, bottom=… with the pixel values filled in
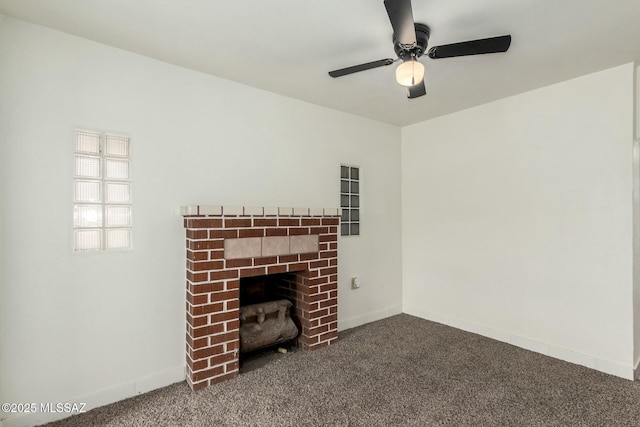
left=46, top=314, right=640, bottom=426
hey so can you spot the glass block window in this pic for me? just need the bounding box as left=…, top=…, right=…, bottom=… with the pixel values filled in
left=73, top=130, right=132, bottom=251
left=340, top=165, right=360, bottom=236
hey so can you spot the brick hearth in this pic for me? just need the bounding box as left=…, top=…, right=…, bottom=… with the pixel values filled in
left=181, top=206, right=340, bottom=391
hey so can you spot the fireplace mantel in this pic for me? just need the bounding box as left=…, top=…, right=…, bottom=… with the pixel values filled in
left=181, top=205, right=340, bottom=390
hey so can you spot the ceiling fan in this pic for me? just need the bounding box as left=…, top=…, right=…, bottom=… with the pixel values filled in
left=328, top=0, right=512, bottom=99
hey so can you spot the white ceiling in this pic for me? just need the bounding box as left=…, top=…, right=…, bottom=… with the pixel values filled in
left=1, top=0, right=639, bottom=126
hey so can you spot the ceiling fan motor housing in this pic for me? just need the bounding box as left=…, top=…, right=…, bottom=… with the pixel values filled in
left=394, top=23, right=430, bottom=59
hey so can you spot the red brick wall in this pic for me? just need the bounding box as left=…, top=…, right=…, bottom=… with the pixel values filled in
left=183, top=208, right=339, bottom=391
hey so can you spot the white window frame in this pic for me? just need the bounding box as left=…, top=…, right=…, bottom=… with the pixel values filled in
left=73, top=129, right=132, bottom=252
left=340, top=164, right=360, bottom=236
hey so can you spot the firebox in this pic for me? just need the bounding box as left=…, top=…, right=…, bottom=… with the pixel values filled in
left=181, top=205, right=339, bottom=391
left=238, top=273, right=300, bottom=354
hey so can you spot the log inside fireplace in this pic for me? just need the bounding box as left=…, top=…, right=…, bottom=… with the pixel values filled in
left=239, top=273, right=301, bottom=354
left=239, top=299, right=298, bottom=352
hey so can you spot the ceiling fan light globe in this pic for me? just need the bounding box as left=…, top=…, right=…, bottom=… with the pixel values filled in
left=395, top=60, right=424, bottom=87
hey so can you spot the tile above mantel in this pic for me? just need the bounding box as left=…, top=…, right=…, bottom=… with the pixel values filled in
left=180, top=205, right=341, bottom=217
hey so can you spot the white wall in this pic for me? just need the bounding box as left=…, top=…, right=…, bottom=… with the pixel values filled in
left=0, top=17, right=402, bottom=425
left=634, top=136, right=640, bottom=372
left=636, top=63, right=640, bottom=141
left=402, top=64, right=635, bottom=378
left=634, top=63, right=640, bottom=372
left=0, top=15, right=7, bottom=420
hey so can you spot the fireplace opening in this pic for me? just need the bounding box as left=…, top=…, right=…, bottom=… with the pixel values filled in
left=239, top=273, right=302, bottom=370
left=239, top=273, right=296, bottom=307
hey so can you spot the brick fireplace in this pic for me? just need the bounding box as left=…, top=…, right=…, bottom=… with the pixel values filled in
left=181, top=205, right=340, bottom=391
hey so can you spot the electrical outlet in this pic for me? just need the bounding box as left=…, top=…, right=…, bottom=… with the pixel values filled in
left=351, top=277, right=361, bottom=289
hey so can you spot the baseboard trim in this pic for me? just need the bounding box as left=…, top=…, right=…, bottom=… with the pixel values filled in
left=0, top=366, right=186, bottom=427
left=403, top=305, right=635, bottom=381
left=338, top=305, right=402, bottom=331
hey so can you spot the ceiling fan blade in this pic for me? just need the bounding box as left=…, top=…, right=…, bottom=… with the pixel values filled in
left=427, top=35, right=511, bottom=59
left=407, top=80, right=426, bottom=99
left=328, top=58, right=395, bottom=78
left=384, top=0, right=417, bottom=47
